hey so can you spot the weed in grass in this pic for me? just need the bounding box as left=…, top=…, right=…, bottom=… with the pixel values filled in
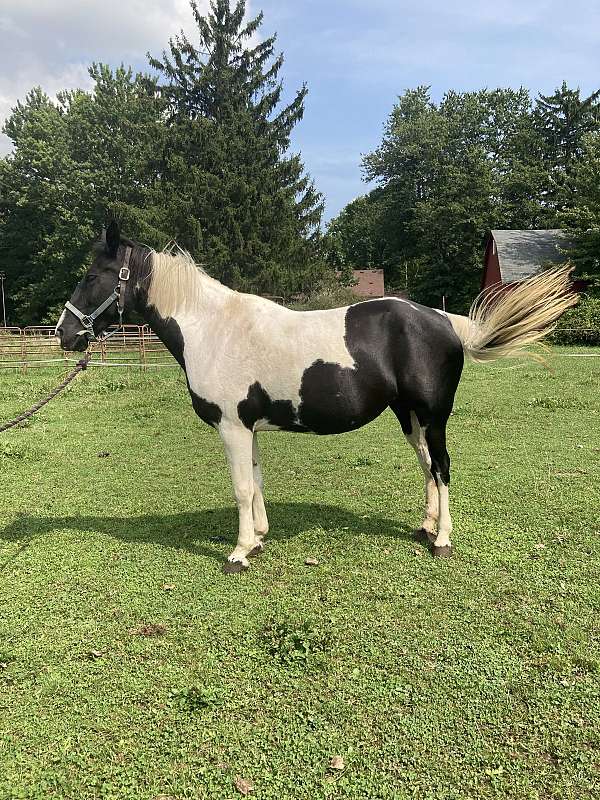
left=528, top=395, right=587, bottom=410
left=169, top=685, right=222, bottom=712
left=263, top=617, right=332, bottom=668
left=351, top=455, right=375, bottom=467
left=131, top=408, right=157, bottom=421
left=1, top=443, right=26, bottom=460
left=129, top=622, right=167, bottom=637
left=93, top=375, right=154, bottom=394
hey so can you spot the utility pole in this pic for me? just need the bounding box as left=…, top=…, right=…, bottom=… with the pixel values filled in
left=0, top=272, right=6, bottom=328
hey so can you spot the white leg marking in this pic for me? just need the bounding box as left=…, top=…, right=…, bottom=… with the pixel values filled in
left=434, top=479, right=452, bottom=549
left=422, top=476, right=439, bottom=539
left=405, top=411, right=439, bottom=539
left=220, top=422, right=256, bottom=566
left=252, top=433, right=269, bottom=539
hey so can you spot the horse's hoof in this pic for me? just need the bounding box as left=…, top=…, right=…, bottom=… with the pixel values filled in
left=248, top=543, right=264, bottom=558
left=432, top=545, right=453, bottom=558
left=222, top=560, right=248, bottom=575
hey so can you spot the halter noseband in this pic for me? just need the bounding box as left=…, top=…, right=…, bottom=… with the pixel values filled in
left=64, top=247, right=132, bottom=342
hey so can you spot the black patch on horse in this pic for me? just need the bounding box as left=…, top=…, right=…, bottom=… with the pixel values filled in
left=238, top=382, right=308, bottom=432
left=189, top=383, right=223, bottom=428
left=296, top=300, right=464, bottom=436
left=135, top=288, right=186, bottom=369
left=297, top=358, right=389, bottom=434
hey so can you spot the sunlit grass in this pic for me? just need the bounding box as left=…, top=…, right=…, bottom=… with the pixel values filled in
left=0, top=349, right=599, bottom=799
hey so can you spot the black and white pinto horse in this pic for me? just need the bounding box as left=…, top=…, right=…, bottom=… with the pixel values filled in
left=56, top=222, right=577, bottom=572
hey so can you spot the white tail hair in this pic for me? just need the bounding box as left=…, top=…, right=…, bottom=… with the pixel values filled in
left=447, top=266, right=579, bottom=364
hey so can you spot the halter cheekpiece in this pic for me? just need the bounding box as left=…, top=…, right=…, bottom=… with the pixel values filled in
left=64, top=246, right=132, bottom=342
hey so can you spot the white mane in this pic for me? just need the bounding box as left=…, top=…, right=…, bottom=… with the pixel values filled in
left=146, top=247, right=216, bottom=318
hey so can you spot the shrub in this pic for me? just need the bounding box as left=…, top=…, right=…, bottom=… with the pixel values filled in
left=551, top=296, right=600, bottom=345
left=288, top=274, right=361, bottom=310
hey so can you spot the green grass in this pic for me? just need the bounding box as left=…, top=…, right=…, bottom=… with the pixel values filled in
left=0, top=349, right=599, bottom=800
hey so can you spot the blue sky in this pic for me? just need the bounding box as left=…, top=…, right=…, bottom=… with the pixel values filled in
left=1, top=0, right=599, bottom=222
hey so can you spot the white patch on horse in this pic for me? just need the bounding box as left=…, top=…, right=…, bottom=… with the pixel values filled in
left=393, top=298, right=419, bottom=311
left=252, top=433, right=268, bottom=536
left=219, top=419, right=256, bottom=565
left=254, top=418, right=284, bottom=432
left=146, top=250, right=356, bottom=427
left=357, top=296, right=420, bottom=311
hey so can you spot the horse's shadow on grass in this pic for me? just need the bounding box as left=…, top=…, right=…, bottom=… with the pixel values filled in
left=0, top=503, right=414, bottom=569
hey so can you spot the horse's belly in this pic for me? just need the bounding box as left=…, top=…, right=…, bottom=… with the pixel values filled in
left=298, top=396, right=388, bottom=435
left=296, top=359, right=393, bottom=435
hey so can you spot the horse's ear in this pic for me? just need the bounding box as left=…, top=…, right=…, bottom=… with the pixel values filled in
left=106, top=220, right=120, bottom=258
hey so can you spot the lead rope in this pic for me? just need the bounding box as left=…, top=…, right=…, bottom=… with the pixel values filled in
left=2, top=247, right=132, bottom=433
left=0, top=354, right=90, bottom=433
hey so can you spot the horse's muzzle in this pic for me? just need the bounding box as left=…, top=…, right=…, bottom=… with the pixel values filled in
left=56, top=329, right=89, bottom=353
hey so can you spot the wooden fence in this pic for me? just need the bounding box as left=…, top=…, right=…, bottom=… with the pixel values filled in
left=0, top=326, right=177, bottom=371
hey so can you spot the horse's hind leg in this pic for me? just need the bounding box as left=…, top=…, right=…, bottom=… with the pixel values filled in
left=392, top=405, right=453, bottom=557
left=425, top=419, right=453, bottom=557
left=250, top=432, right=269, bottom=555
left=393, top=407, right=439, bottom=543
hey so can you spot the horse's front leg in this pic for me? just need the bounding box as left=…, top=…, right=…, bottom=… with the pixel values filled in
left=220, top=421, right=260, bottom=573
left=251, top=432, right=269, bottom=553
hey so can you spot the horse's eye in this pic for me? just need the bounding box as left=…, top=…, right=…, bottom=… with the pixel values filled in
left=86, top=274, right=98, bottom=283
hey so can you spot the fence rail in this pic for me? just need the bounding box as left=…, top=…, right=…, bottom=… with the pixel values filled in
left=0, top=326, right=177, bottom=370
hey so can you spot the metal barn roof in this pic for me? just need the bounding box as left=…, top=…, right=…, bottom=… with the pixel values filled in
left=491, top=230, right=571, bottom=283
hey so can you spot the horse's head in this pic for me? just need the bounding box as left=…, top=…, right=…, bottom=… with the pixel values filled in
left=56, top=220, right=134, bottom=351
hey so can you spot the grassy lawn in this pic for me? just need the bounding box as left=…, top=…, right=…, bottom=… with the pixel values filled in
left=0, top=349, right=599, bottom=799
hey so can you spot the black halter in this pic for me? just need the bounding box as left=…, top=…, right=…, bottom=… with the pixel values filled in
left=64, top=247, right=132, bottom=342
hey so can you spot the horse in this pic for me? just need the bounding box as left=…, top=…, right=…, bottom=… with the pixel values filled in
left=55, top=221, right=577, bottom=573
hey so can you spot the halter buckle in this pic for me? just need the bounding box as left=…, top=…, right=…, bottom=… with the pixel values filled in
left=119, top=266, right=130, bottom=281
left=81, top=315, right=93, bottom=329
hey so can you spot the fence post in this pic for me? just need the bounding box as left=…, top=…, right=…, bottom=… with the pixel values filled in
left=20, top=329, right=27, bottom=375
left=139, top=325, right=146, bottom=370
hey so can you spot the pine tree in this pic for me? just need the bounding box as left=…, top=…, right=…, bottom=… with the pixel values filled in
left=149, top=0, right=324, bottom=295
left=535, top=81, right=600, bottom=207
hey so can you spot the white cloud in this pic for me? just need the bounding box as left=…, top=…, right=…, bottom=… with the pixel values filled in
left=0, top=0, right=213, bottom=153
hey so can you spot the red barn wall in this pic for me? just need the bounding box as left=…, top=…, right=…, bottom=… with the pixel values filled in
left=481, top=237, right=501, bottom=290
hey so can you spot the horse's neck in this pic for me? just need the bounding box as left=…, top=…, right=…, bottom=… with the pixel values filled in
left=133, top=271, right=231, bottom=368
